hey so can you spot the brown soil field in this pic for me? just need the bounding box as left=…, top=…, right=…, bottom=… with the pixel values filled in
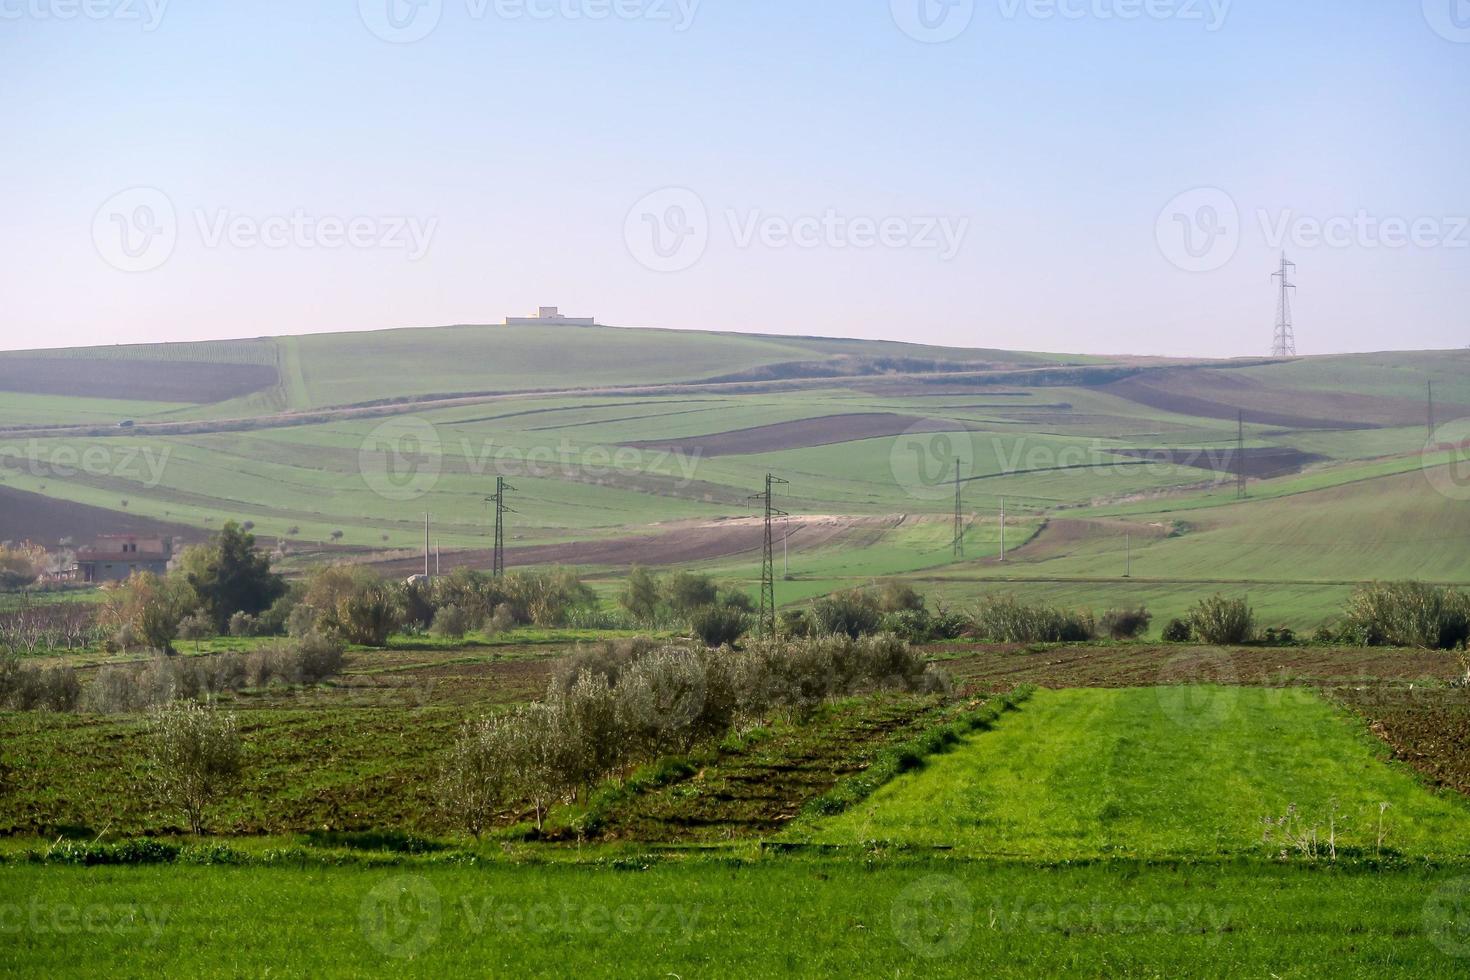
left=0, top=484, right=203, bottom=548
left=622, top=412, right=970, bottom=457
left=1334, top=685, right=1470, bottom=796
left=369, top=515, right=899, bottom=576
left=1105, top=369, right=1457, bottom=430
left=937, top=642, right=1464, bottom=693
left=1110, top=446, right=1327, bottom=478
left=0, top=357, right=277, bottom=403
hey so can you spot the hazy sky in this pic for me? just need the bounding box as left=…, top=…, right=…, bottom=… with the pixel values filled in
left=2, top=1, right=1467, bottom=357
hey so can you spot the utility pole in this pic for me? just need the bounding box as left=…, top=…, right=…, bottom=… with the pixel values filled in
left=999, top=496, right=1006, bottom=562
left=435, top=539, right=441, bottom=577
left=1237, top=411, right=1248, bottom=500
left=750, top=473, right=789, bottom=637
left=424, top=513, right=431, bottom=578
left=1428, top=380, right=1437, bottom=443
left=485, top=477, right=517, bottom=578
left=1124, top=531, right=1131, bottom=578
left=1271, top=253, right=1297, bottom=357
left=952, top=458, right=964, bottom=558
left=782, top=517, right=790, bottom=579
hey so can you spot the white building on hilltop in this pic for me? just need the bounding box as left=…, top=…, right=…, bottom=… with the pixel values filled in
left=505, top=306, right=596, bottom=326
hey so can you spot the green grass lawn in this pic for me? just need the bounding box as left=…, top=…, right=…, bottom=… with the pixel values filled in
left=793, top=687, right=1470, bottom=860
left=3, top=858, right=1468, bottom=977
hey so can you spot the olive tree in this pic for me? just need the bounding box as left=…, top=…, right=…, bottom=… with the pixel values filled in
left=146, top=700, right=243, bottom=835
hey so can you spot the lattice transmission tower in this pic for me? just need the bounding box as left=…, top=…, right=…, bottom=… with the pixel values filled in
left=486, top=477, right=517, bottom=578
left=1271, top=253, right=1298, bottom=357
left=751, top=473, right=789, bottom=636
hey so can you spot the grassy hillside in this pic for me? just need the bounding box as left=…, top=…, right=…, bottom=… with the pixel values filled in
left=1, top=324, right=1465, bottom=628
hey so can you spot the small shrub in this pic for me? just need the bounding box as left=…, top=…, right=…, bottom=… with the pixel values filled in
left=1161, top=618, right=1193, bottom=643
left=432, top=604, right=471, bottom=640
left=971, top=596, right=1094, bottom=643
left=1100, top=607, right=1152, bottom=640
left=1188, top=595, right=1255, bottom=645
left=1344, top=582, right=1470, bottom=650
left=227, top=612, right=260, bottom=638
left=688, top=604, right=749, bottom=648
left=810, top=589, right=884, bottom=639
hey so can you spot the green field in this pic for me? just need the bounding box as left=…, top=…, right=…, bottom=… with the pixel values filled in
left=795, top=687, right=1470, bottom=859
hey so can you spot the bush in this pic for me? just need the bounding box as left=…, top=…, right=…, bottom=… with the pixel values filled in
left=971, top=596, right=1095, bottom=643
left=688, top=605, right=749, bottom=648
left=432, top=604, right=471, bottom=641
left=439, top=715, right=521, bottom=839
left=662, top=572, right=718, bottom=616
left=778, top=609, right=812, bottom=638
left=1100, top=607, right=1153, bottom=640
left=227, top=612, right=261, bottom=638
left=0, top=657, right=80, bottom=712
left=303, top=565, right=404, bottom=646
left=100, top=571, right=191, bottom=654
left=619, top=566, right=663, bottom=625
left=146, top=701, right=243, bottom=835
left=1344, top=582, right=1470, bottom=650
left=1161, top=618, right=1193, bottom=643
left=1187, top=595, right=1255, bottom=645
left=875, top=581, right=925, bottom=614
left=810, top=589, right=884, bottom=639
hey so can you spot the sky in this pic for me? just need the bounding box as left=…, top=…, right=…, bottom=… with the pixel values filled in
left=1, top=0, right=1467, bottom=358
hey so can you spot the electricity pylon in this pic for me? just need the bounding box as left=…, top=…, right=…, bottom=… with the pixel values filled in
left=952, top=458, right=965, bottom=558
left=1271, top=253, right=1297, bottom=357
left=750, top=473, right=789, bottom=636
left=485, top=477, right=517, bottom=578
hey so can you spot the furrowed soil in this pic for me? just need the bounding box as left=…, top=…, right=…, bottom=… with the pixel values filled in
left=1335, top=685, right=1470, bottom=796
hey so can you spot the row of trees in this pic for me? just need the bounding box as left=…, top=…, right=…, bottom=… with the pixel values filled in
left=440, top=633, right=947, bottom=835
